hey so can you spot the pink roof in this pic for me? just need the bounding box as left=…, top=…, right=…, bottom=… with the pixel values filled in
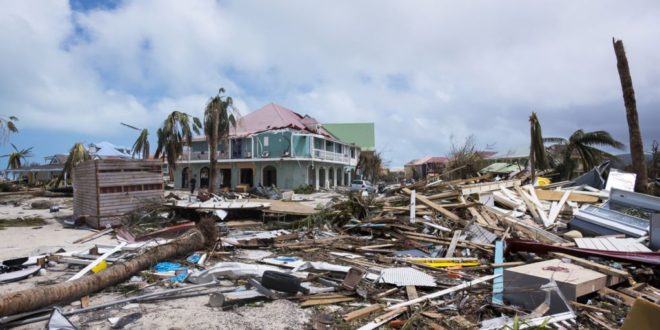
left=229, top=103, right=334, bottom=138
left=410, top=156, right=449, bottom=165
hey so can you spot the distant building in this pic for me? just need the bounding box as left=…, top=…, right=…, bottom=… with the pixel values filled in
left=173, top=103, right=368, bottom=190
left=404, top=156, right=450, bottom=180
left=3, top=141, right=135, bottom=184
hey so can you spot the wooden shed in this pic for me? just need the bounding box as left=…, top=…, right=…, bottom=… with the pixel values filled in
left=73, top=159, right=164, bottom=229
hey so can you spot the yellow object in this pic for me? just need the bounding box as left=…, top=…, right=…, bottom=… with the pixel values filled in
left=91, top=260, right=108, bottom=273
left=406, top=258, right=480, bottom=268
left=535, top=177, right=551, bottom=186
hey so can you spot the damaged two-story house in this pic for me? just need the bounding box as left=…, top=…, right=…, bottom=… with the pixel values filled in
left=173, top=103, right=364, bottom=191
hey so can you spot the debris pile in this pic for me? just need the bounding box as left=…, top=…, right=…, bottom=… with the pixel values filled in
left=0, top=172, right=659, bottom=329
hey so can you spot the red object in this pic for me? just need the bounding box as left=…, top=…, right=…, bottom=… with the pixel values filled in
left=505, top=239, right=660, bottom=266
left=389, top=319, right=407, bottom=328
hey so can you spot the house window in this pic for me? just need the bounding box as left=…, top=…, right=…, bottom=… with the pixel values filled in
left=264, top=136, right=269, bottom=147
left=350, top=148, right=355, bottom=158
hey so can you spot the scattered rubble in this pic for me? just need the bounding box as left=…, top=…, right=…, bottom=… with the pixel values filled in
left=0, top=167, right=658, bottom=329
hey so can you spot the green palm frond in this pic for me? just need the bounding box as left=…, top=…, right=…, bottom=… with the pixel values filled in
left=154, top=110, right=202, bottom=171
left=131, top=128, right=150, bottom=159
left=56, top=143, right=91, bottom=185
left=204, top=88, right=239, bottom=192
left=2, top=145, right=32, bottom=169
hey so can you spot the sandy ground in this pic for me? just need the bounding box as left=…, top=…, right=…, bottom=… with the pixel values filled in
left=0, top=194, right=314, bottom=329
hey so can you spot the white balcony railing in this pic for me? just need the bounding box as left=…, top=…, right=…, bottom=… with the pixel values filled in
left=313, top=149, right=350, bottom=163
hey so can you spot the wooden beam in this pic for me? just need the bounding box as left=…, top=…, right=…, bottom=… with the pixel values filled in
left=402, top=188, right=461, bottom=222
left=598, top=287, right=636, bottom=306
left=535, top=189, right=599, bottom=203
left=67, top=242, right=126, bottom=281
left=343, top=304, right=384, bottom=322
left=406, top=285, right=419, bottom=300
left=547, top=191, right=570, bottom=226
left=445, top=231, right=462, bottom=258
left=385, top=274, right=499, bottom=311
left=550, top=252, right=630, bottom=278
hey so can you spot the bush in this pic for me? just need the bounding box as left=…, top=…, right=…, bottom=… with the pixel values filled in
left=293, top=184, right=314, bottom=194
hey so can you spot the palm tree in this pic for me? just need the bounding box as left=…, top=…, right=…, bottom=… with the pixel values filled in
left=56, top=143, right=92, bottom=186
left=204, top=88, right=238, bottom=193
left=613, top=38, right=648, bottom=193
left=1, top=144, right=32, bottom=170
left=529, top=112, right=549, bottom=182
left=0, top=116, right=18, bottom=144
left=544, top=130, right=624, bottom=179
left=154, top=111, right=202, bottom=179
left=121, top=123, right=150, bottom=159
left=357, top=151, right=383, bottom=183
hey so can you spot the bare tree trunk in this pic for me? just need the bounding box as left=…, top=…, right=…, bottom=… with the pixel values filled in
left=613, top=38, right=648, bottom=193
left=0, top=219, right=216, bottom=317
left=208, top=110, right=219, bottom=194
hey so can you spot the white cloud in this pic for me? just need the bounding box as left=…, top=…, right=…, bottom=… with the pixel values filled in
left=2, top=0, right=660, bottom=165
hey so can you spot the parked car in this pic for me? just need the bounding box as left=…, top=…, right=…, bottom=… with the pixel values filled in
left=350, top=180, right=375, bottom=193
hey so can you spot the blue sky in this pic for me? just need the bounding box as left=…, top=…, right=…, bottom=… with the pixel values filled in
left=2, top=0, right=660, bottom=168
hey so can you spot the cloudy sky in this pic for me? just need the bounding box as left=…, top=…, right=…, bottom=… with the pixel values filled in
left=2, top=0, right=659, bottom=167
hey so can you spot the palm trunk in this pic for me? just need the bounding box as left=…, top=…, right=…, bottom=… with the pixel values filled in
left=0, top=219, right=215, bottom=317
left=613, top=38, right=648, bottom=193
left=208, top=111, right=219, bottom=194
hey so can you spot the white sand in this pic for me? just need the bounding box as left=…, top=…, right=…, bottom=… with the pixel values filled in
left=0, top=195, right=313, bottom=329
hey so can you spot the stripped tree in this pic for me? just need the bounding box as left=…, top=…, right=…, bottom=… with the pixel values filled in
left=529, top=112, right=549, bottom=183
left=154, top=111, right=202, bottom=180
left=0, top=115, right=18, bottom=144
left=613, top=38, right=648, bottom=193
left=204, top=88, right=237, bottom=193
left=55, top=143, right=92, bottom=186
left=121, top=122, right=150, bottom=159
left=544, top=130, right=624, bottom=180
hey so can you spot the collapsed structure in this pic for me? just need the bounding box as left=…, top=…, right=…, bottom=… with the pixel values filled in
left=174, top=103, right=375, bottom=191
left=0, top=162, right=658, bottom=329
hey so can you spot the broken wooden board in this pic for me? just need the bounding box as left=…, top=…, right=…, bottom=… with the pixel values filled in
left=343, top=304, right=384, bottom=322
left=402, top=188, right=461, bottom=222
left=535, top=189, right=599, bottom=203
left=300, top=296, right=355, bottom=307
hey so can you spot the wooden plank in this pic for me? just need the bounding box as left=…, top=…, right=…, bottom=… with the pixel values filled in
left=598, top=287, right=636, bottom=306
left=402, top=188, right=461, bottom=221
left=547, top=190, right=570, bottom=226
left=385, top=274, right=499, bottom=311
left=300, top=296, right=354, bottom=307
left=402, top=188, right=461, bottom=222
left=445, top=230, right=461, bottom=257
left=343, top=304, right=384, bottom=322
left=406, top=285, right=418, bottom=300
left=535, top=189, right=599, bottom=203
left=492, top=240, right=504, bottom=305
left=67, top=242, right=126, bottom=281
left=514, top=186, right=542, bottom=224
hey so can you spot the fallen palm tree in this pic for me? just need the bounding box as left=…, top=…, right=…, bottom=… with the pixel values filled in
left=0, top=218, right=217, bottom=317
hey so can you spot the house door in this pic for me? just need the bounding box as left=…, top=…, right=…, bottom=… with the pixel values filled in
left=220, top=169, right=231, bottom=188
left=181, top=167, right=190, bottom=188
left=200, top=167, right=210, bottom=188
left=263, top=166, right=277, bottom=187
left=240, top=168, right=254, bottom=187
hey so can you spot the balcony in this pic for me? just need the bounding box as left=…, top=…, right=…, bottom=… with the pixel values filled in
left=313, top=149, right=349, bottom=163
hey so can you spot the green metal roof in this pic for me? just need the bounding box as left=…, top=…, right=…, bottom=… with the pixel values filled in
left=480, top=162, right=524, bottom=174
left=323, top=123, right=375, bottom=151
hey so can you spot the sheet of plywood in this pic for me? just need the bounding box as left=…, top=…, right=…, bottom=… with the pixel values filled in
left=535, top=189, right=599, bottom=203
left=575, top=237, right=651, bottom=252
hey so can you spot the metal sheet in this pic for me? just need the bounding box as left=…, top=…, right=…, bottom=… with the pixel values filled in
left=377, top=267, right=436, bottom=287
